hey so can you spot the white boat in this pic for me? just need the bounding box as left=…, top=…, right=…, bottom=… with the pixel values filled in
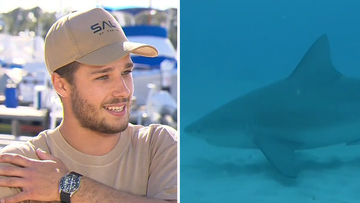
left=104, top=6, right=178, bottom=105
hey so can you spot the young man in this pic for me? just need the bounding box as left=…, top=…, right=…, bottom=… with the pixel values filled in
left=0, top=7, right=177, bottom=203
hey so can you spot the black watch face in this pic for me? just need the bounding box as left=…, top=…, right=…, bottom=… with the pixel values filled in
left=60, top=174, right=81, bottom=193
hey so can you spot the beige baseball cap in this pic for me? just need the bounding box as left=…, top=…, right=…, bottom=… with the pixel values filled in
left=44, top=7, right=158, bottom=74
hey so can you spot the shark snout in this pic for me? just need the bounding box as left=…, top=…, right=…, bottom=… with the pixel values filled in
left=183, top=122, right=202, bottom=135
left=184, top=125, right=196, bottom=134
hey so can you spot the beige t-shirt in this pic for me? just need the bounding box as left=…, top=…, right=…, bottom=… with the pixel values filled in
left=0, top=123, right=177, bottom=202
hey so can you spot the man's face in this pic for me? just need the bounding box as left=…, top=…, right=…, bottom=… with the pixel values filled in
left=70, top=54, right=134, bottom=134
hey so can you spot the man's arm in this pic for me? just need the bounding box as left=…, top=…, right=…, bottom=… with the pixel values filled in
left=0, top=149, right=176, bottom=203
left=72, top=176, right=177, bottom=203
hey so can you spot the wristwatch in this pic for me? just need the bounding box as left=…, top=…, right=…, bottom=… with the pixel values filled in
left=59, top=171, right=83, bottom=203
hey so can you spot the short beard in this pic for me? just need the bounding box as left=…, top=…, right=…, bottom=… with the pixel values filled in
left=70, top=85, right=130, bottom=134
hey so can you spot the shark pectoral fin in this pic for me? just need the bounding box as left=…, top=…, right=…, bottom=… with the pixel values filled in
left=254, top=137, right=297, bottom=178
left=346, top=139, right=360, bottom=146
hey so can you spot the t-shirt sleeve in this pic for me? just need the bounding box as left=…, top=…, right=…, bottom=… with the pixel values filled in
left=147, top=125, right=178, bottom=200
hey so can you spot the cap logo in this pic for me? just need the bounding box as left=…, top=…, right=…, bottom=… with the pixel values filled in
left=90, top=20, right=117, bottom=34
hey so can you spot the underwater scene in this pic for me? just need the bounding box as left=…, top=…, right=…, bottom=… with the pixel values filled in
left=180, top=0, right=360, bottom=202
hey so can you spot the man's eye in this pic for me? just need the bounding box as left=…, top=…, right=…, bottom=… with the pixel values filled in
left=96, top=75, right=109, bottom=80
left=122, top=70, right=133, bottom=75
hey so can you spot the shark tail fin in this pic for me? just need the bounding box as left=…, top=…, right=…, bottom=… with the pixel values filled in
left=289, top=34, right=342, bottom=83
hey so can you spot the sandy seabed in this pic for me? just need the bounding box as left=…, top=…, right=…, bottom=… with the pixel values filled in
left=181, top=133, right=360, bottom=203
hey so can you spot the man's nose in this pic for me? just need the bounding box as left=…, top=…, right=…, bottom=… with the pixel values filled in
left=113, top=76, right=131, bottom=98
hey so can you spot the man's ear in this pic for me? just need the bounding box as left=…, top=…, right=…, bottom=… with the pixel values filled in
left=51, top=73, right=71, bottom=98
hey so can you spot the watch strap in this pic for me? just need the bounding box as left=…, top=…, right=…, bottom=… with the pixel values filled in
left=60, top=191, right=71, bottom=203
left=70, top=171, right=83, bottom=177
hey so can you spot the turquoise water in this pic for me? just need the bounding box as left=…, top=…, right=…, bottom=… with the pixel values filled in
left=180, top=0, right=360, bottom=202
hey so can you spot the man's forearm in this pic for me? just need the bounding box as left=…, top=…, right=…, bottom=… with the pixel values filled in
left=0, top=152, right=177, bottom=203
left=73, top=177, right=176, bottom=203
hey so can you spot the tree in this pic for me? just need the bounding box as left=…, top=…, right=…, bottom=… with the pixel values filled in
left=0, top=7, right=177, bottom=49
left=1, top=7, right=57, bottom=38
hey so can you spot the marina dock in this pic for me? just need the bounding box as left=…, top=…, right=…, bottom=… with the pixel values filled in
left=0, top=105, right=49, bottom=149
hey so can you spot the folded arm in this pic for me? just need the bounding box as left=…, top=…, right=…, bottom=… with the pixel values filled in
left=0, top=150, right=176, bottom=203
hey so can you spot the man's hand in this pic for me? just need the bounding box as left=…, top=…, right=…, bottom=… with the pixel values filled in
left=0, top=149, right=69, bottom=203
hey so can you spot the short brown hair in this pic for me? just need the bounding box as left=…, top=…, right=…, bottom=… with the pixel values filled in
left=54, top=61, right=81, bottom=84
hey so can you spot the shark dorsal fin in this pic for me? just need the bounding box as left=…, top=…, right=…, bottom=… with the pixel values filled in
left=289, top=34, right=342, bottom=82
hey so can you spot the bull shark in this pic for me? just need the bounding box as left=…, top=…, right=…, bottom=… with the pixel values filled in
left=184, top=34, right=360, bottom=178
